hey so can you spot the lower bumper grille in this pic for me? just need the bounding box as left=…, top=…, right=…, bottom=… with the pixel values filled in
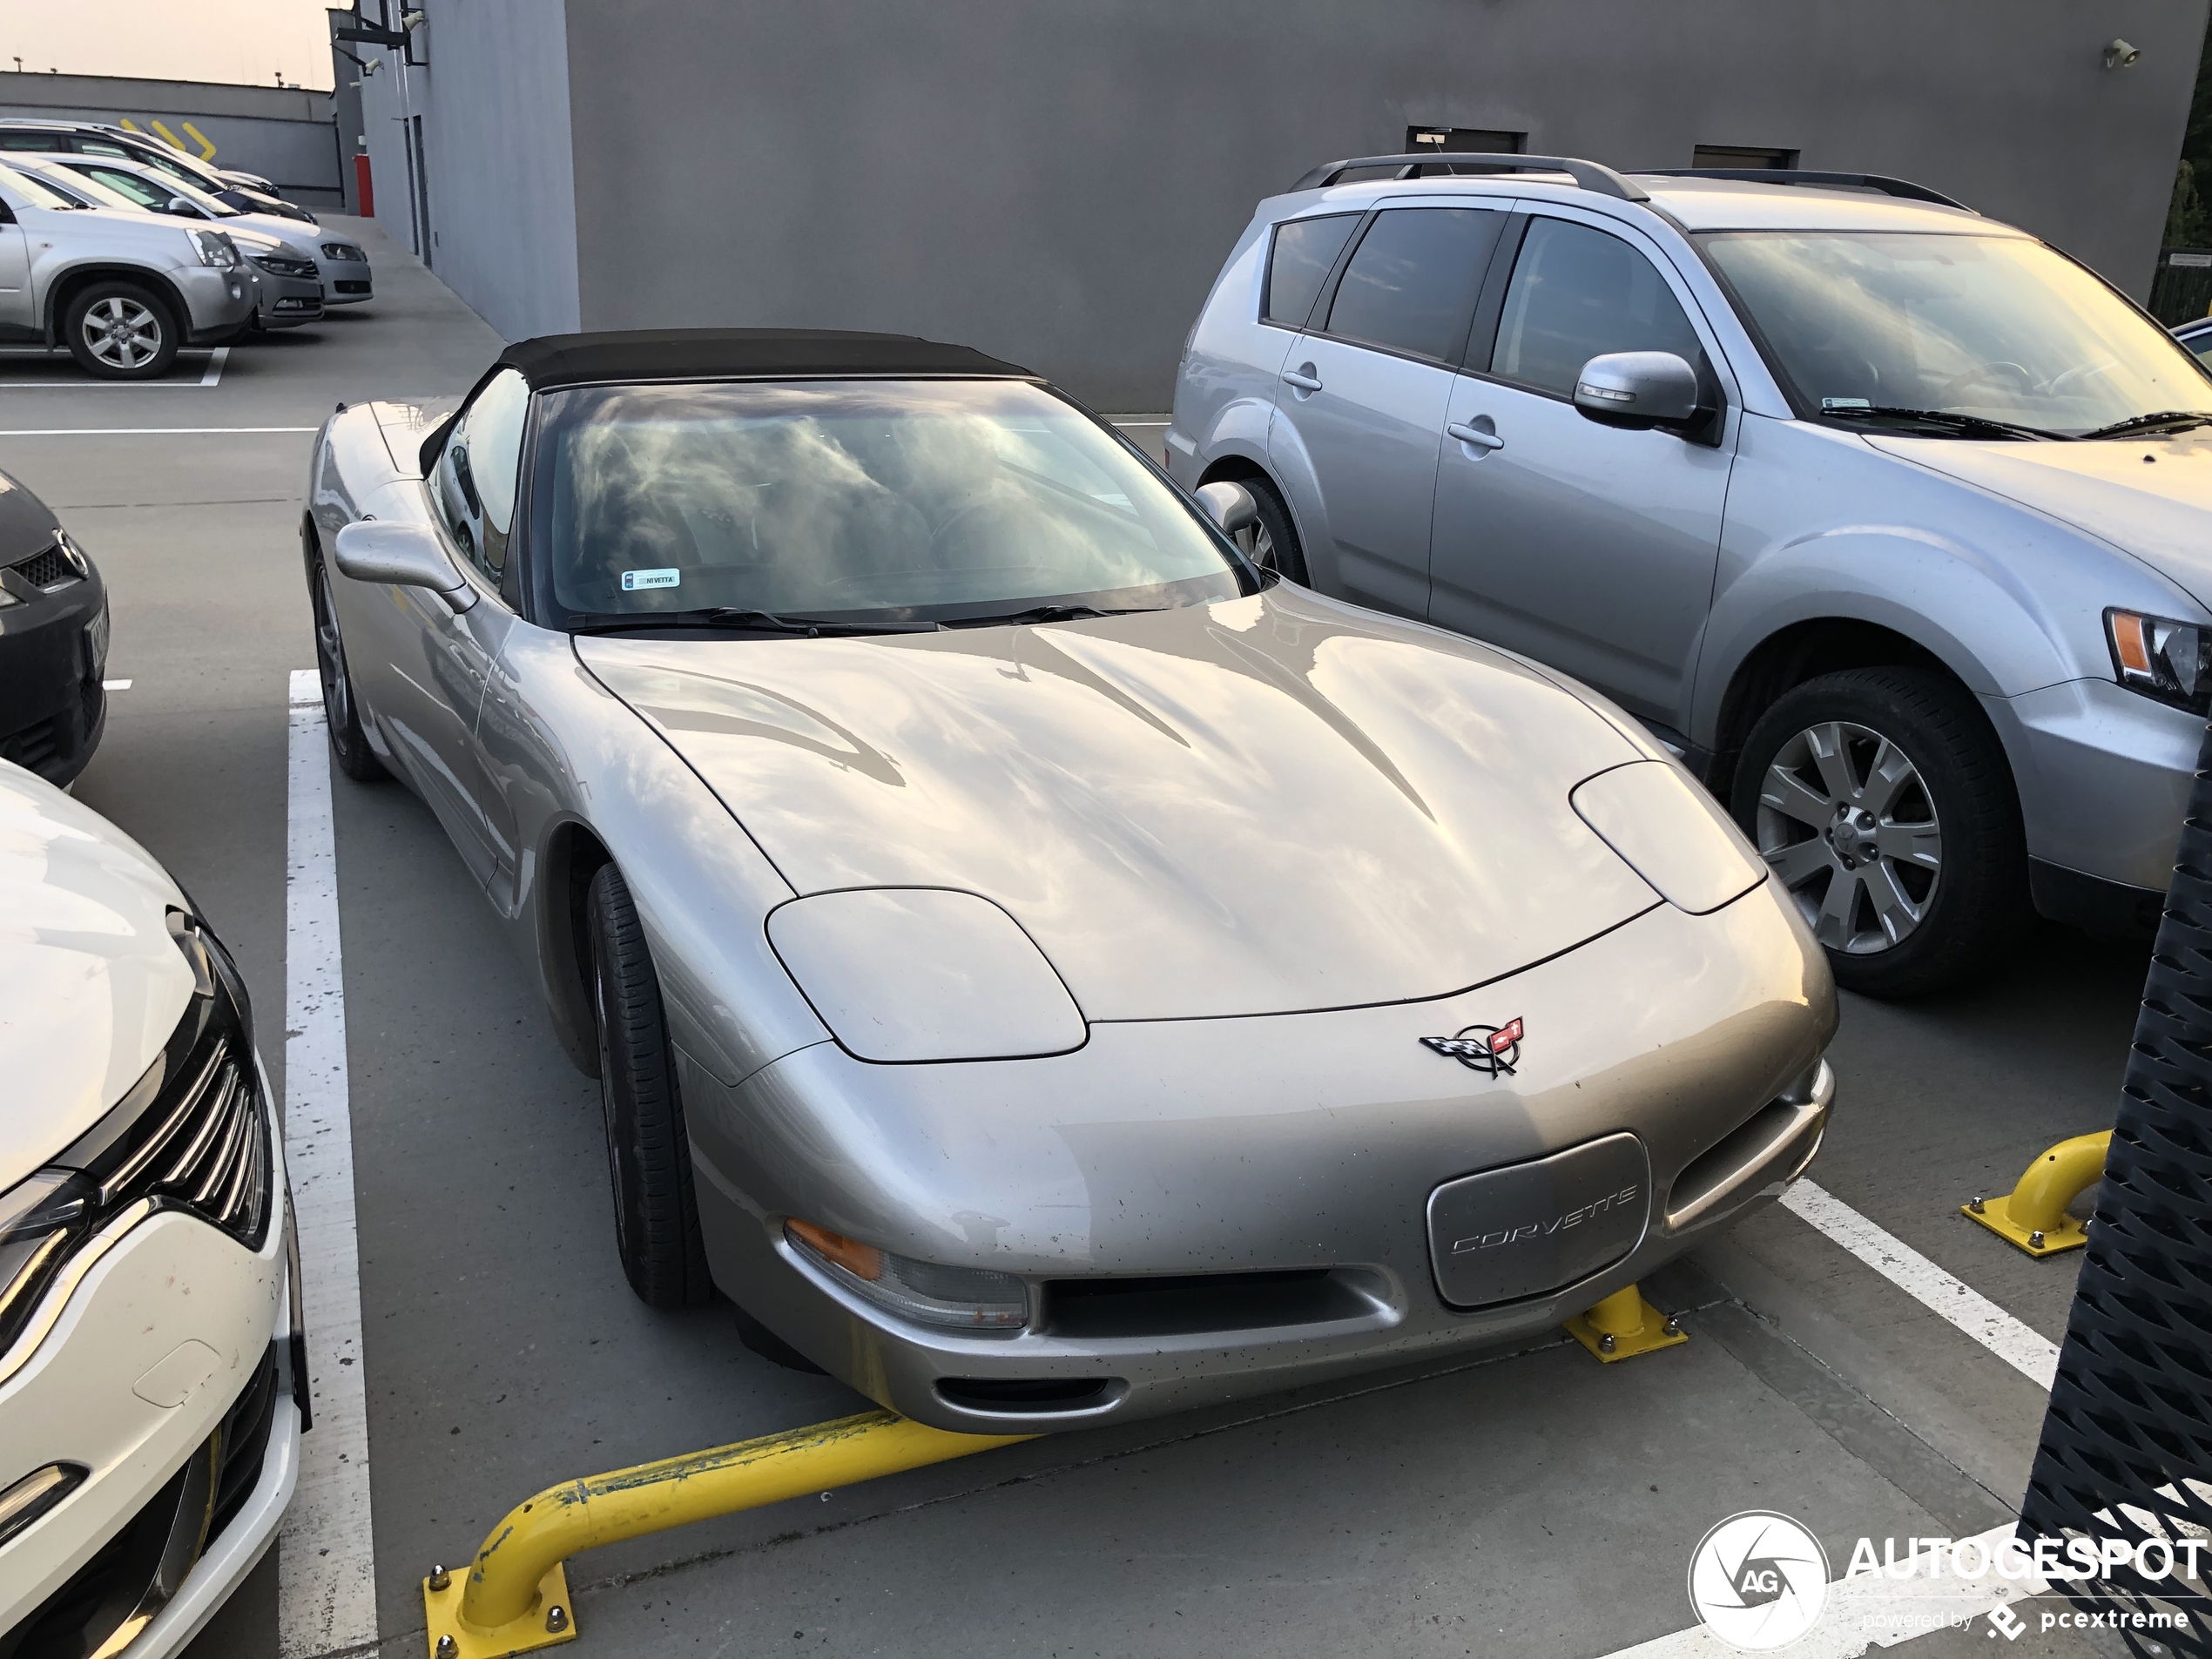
left=3, top=1350, right=280, bottom=1657
left=333, top=280, right=371, bottom=295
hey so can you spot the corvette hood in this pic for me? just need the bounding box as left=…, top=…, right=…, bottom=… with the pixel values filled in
left=1869, top=430, right=2212, bottom=609
left=0, top=761, right=193, bottom=1186
left=580, top=589, right=1666, bottom=1022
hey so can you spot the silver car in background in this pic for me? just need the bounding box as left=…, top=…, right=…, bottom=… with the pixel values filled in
left=10, top=157, right=327, bottom=333
left=0, top=161, right=253, bottom=378
left=1171, top=156, right=2212, bottom=995
left=301, top=328, right=1835, bottom=1433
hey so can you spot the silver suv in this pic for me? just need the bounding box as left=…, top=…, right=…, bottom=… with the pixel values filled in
left=0, top=160, right=253, bottom=378
left=1170, top=155, right=2212, bottom=995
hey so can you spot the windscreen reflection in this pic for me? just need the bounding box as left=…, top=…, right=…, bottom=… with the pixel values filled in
left=535, top=379, right=1245, bottom=622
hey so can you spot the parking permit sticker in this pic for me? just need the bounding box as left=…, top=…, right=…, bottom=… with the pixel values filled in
left=622, top=568, right=681, bottom=591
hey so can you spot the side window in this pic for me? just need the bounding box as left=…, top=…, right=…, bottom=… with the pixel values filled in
left=1490, top=217, right=1705, bottom=397
left=433, top=368, right=530, bottom=585
left=79, top=140, right=133, bottom=158
left=0, top=133, right=59, bottom=152
left=82, top=166, right=165, bottom=210
left=1323, top=207, right=1504, bottom=364
left=1263, top=213, right=1359, bottom=327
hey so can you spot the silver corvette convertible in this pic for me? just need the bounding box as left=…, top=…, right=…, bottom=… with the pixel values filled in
left=303, top=329, right=1837, bottom=1432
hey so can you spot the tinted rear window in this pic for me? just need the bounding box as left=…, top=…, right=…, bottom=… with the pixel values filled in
left=1263, top=214, right=1359, bottom=327
left=1324, top=207, right=1503, bottom=363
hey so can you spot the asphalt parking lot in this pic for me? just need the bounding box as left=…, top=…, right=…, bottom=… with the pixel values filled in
left=4, top=218, right=2164, bottom=1659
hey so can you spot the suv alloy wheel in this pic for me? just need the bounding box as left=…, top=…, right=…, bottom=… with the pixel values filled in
left=1731, top=666, right=2028, bottom=997
left=63, top=282, right=181, bottom=381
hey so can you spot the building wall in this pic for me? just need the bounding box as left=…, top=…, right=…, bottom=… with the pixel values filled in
left=354, top=0, right=581, bottom=341
left=559, top=0, right=2208, bottom=409
left=0, top=71, right=341, bottom=207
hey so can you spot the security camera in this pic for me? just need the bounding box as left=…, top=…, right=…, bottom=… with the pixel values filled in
left=401, top=9, right=426, bottom=27
left=2105, top=37, right=2142, bottom=70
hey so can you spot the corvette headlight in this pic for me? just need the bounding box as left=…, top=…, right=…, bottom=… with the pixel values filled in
left=786, top=1220, right=1028, bottom=1332
left=2107, top=609, right=2212, bottom=713
left=189, top=228, right=239, bottom=268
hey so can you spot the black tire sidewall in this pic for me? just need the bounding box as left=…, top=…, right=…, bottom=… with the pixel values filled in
left=64, top=281, right=181, bottom=381
left=309, top=551, right=387, bottom=782
left=1731, top=666, right=2027, bottom=998
left=585, top=864, right=715, bottom=1307
left=1244, top=475, right=1309, bottom=587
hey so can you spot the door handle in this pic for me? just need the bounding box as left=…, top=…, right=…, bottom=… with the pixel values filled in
left=1447, top=421, right=1504, bottom=452
left=1281, top=367, right=1324, bottom=393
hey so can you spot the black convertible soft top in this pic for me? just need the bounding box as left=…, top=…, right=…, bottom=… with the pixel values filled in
left=496, top=328, right=1035, bottom=390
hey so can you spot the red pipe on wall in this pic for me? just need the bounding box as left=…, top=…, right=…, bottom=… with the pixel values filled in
left=354, top=153, right=374, bottom=218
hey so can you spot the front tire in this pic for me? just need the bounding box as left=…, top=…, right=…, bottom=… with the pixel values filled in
left=1731, top=666, right=2027, bottom=998
left=587, top=864, right=714, bottom=1308
left=307, top=536, right=388, bottom=782
left=1230, top=474, right=1309, bottom=586
left=64, top=282, right=181, bottom=381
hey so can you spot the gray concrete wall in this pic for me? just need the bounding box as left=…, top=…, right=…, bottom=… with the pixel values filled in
left=354, top=0, right=581, bottom=341
left=0, top=71, right=342, bottom=206
left=561, top=0, right=2208, bottom=410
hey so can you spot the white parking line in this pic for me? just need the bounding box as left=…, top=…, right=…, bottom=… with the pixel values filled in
left=201, top=347, right=229, bottom=387
left=102, top=678, right=132, bottom=691
left=1781, top=1179, right=2060, bottom=1389
left=277, top=669, right=378, bottom=1659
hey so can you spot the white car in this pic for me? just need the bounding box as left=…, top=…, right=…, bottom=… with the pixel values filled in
left=0, top=761, right=300, bottom=1654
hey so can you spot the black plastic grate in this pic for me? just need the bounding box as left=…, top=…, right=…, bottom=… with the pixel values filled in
left=2020, top=718, right=2212, bottom=1656
left=10, top=543, right=73, bottom=590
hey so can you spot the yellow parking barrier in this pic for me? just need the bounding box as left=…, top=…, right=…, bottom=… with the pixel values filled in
left=422, top=1409, right=1035, bottom=1657
left=1962, top=1130, right=2113, bottom=1257
left=1564, top=1282, right=1686, bottom=1362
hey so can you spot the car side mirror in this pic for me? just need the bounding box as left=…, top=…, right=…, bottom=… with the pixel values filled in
left=1194, top=481, right=1258, bottom=537
left=332, top=520, right=475, bottom=613
left=166, top=197, right=203, bottom=218
left=1573, top=351, right=1702, bottom=429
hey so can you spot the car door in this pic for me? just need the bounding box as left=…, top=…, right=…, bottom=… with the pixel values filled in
left=1427, top=210, right=1737, bottom=729
left=365, top=370, right=528, bottom=889
left=1266, top=202, right=1509, bottom=617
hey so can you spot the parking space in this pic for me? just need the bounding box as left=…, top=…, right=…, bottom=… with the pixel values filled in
left=3, top=220, right=2154, bottom=1659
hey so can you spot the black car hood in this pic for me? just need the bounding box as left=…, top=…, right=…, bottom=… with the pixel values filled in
left=0, top=469, right=61, bottom=564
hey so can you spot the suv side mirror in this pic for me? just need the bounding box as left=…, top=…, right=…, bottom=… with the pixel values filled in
left=1573, top=352, right=1701, bottom=429
left=1194, top=480, right=1258, bottom=537
left=166, top=197, right=203, bottom=218
left=333, top=520, right=475, bottom=613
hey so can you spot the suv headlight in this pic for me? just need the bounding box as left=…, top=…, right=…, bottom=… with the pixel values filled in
left=2107, top=610, right=2212, bottom=712
left=190, top=228, right=239, bottom=268
left=786, top=1219, right=1028, bottom=1332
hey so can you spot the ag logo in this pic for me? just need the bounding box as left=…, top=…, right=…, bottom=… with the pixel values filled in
left=1686, top=1511, right=1830, bottom=1650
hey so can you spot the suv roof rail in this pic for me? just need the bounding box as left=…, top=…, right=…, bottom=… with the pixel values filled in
left=1290, top=152, right=1650, bottom=203
left=1636, top=169, right=1972, bottom=211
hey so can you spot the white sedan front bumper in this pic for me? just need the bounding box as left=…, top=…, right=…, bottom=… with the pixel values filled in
left=0, top=1127, right=299, bottom=1654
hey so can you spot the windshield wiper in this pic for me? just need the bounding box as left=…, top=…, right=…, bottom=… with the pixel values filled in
left=1816, top=406, right=2068, bottom=442
left=570, top=606, right=939, bottom=637
left=941, top=602, right=1161, bottom=629
left=2079, top=410, right=2212, bottom=441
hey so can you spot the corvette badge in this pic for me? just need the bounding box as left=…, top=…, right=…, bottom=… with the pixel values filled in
left=1420, top=1017, right=1524, bottom=1076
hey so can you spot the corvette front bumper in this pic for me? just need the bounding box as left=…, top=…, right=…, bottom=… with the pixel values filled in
left=685, top=882, right=1834, bottom=1433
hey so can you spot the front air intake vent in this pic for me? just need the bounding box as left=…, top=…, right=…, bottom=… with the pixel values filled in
left=9, top=541, right=75, bottom=590
left=935, top=1378, right=1116, bottom=1414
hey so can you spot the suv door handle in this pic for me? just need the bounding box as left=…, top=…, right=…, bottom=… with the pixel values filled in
left=1447, top=420, right=1504, bottom=452
left=1281, top=366, right=1324, bottom=392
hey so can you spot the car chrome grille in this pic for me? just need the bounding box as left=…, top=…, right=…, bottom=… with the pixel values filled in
left=0, top=913, right=270, bottom=1364
left=250, top=253, right=320, bottom=280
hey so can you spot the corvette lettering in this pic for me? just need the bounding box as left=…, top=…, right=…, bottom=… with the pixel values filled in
left=1449, top=1184, right=1640, bottom=1254
left=1420, top=1016, right=1523, bottom=1076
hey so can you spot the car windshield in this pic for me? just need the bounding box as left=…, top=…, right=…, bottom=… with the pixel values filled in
left=67, top=162, right=232, bottom=218
left=1700, top=230, right=2212, bottom=438
left=533, top=378, right=1251, bottom=625
left=0, top=161, right=83, bottom=212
